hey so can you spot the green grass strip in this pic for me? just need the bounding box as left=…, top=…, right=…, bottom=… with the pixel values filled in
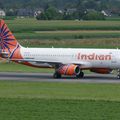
left=0, top=81, right=120, bottom=120
left=0, top=81, right=120, bottom=101
left=0, top=98, right=120, bottom=120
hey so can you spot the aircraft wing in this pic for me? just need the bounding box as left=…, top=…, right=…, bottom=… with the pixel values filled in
left=10, top=58, right=92, bottom=68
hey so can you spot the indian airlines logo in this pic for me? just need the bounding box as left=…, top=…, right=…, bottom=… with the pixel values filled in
left=0, top=21, right=16, bottom=53
left=77, top=53, right=112, bottom=61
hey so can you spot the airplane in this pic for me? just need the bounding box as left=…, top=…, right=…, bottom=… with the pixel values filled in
left=0, top=19, right=120, bottom=79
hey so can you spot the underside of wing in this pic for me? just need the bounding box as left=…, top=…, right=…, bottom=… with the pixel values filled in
left=10, top=58, right=92, bottom=68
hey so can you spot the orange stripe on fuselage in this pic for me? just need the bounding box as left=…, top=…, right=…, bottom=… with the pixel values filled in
left=11, top=47, right=23, bottom=59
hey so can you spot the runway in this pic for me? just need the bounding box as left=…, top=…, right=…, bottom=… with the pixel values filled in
left=0, top=72, right=120, bottom=83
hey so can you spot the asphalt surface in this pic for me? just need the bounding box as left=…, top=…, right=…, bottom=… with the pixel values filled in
left=0, top=72, right=120, bottom=83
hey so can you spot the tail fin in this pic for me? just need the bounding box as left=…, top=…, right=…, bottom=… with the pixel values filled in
left=0, top=19, right=20, bottom=54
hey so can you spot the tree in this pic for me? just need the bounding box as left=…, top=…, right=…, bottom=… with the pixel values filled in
left=36, top=6, right=63, bottom=20
left=36, top=12, right=48, bottom=20
left=76, top=0, right=86, bottom=20
left=63, top=13, right=73, bottom=20
left=6, top=9, right=17, bottom=16
left=45, top=6, right=61, bottom=20
left=83, top=11, right=105, bottom=20
left=0, top=2, right=4, bottom=9
left=84, top=0, right=97, bottom=9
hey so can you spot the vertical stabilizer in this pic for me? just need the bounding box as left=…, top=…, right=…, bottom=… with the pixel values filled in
left=0, top=19, right=20, bottom=53
left=0, top=20, right=22, bottom=59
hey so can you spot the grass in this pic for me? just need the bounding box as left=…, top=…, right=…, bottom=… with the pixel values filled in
left=14, top=30, right=120, bottom=40
left=0, top=98, right=120, bottom=120
left=106, top=17, right=120, bottom=21
left=0, top=82, right=120, bottom=100
left=1, top=98, right=120, bottom=120
left=6, top=19, right=120, bottom=32
left=8, top=19, right=120, bottom=40
left=0, top=82, right=120, bottom=119
left=19, top=38, right=120, bottom=48
left=0, top=62, right=54, bottom=73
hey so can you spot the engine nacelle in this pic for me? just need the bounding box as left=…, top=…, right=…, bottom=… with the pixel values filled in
left=57, top=64, right=80, bottom=76
left=90, top=68, right=112, bottom=74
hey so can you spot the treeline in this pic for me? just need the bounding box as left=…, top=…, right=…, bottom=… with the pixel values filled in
left=1, top=0, right=120, bottom=20
left=1, top=0, right=78, bottom=9
left=36, top=6, right=105, bottom=20
left=1, top=0, right=120, bottom=11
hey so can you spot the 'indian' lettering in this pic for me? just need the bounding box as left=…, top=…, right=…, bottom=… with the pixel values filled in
left=77, top=53, right=111, bottom=61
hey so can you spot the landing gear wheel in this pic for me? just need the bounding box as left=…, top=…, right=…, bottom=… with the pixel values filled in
left=117, top=69, right=120, bottom=79
left=76, top=72, right=84, bottom=78
left=117, top=75, right=120, bottom=79
left=53, top=72, right=61, bottom=79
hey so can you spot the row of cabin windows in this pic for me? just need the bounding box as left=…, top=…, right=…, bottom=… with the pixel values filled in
left=24, top=54, right=75, bottom=57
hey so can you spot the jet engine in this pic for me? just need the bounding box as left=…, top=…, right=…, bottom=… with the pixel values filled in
left=57, top=64, right=80, bottom=76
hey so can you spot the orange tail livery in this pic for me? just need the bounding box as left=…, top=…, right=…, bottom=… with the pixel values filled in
left=0, top=19, right=22, bottom=59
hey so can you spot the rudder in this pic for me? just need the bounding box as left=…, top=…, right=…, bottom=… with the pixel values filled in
left=0, top=19, right=20, bottom=54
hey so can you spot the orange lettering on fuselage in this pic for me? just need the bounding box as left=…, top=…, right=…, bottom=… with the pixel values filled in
left=77, top=53, right=111, bottom=61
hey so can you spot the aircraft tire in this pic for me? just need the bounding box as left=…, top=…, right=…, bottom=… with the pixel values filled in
left=117, top=75, right=120, bottom=79
left=76, top=71, right=84, bottom=78
left=53, top=72, right=61, bottom=79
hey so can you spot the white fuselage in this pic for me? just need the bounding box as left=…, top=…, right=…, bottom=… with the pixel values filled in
left=20, top=48, right=120, bottom=69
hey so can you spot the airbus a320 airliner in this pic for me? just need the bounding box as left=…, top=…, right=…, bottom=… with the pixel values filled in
left=0, top=19, right=120, bottom=79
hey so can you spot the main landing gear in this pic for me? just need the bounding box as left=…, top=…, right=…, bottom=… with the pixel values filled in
left=76, top=71, right=84, bottom=78
left=53, top=72, right=61, bottom=79
left=117, top=69, right=120, bottom=79
left=53, top=71, right=84, bottom=79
